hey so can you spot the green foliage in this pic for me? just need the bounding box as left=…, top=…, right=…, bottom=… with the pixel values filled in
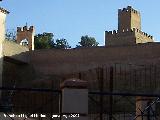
left=77, top=35, right=99, bottom=47
left=34, top=32, right=54, bottom=49
left=54, top=38, right=71, bottom=49
left=34, top=32, right=71, bottom=49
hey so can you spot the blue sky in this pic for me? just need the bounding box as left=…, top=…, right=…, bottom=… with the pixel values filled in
left=1, top=0, right=160, bottom=47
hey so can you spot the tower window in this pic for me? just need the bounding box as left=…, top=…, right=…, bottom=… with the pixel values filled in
left=20, top=39, right=28, bottom=46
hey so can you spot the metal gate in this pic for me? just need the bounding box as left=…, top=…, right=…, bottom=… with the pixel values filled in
left=0, top=87, right=61, bottom=120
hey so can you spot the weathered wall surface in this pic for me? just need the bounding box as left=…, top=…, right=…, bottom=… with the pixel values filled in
left=135, top=31, right=153, bottom=43
left=105, top=30, right=136, bottom=46
left=3, top=42, right=160, bottom=91
left=16, top=26, right=35, bottom=50
left=4, top=43, right=160, bottom=112
left=0, top=9, right=8, bottom=96
left=105, top=29, right=153, bottom=46
left=106, top=6, right=153, bottom=46
left=130, top=9, right=141, bottom=30
left=2, top=41, right=30, bottom=87
left=0, top=12, right=6, bottom=43
left=118, top=8, right=131, bottom=31
left=3, top=40, right=29, bottom=63
left=118, top=6, right=141, bottom=31
left=30, top=43, right=160, bottom=76
left=3, top=61, right=35, bottom=87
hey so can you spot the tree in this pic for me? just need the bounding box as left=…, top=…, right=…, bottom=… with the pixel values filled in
left=5, top=29, right=16, bottom=41
left=34, top=32, right=71, bottom=49
left=77, top=35, right=99, bottom=47
left=34, top=32, right=54, bottom=49
left=54, top=38, right=71, bottom=49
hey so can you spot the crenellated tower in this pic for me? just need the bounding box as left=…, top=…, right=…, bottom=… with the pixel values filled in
left=105, top=6, right=154, bottom=46
left=118, top=6, right=141, bottom=31
left=16, top=26, right=35, bottom=50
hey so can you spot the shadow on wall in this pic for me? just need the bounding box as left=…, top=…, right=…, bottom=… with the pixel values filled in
left=2, top=44, right=160, bottom=116
left=3, top=42, right=160, bottom=90
left=1, top=51, right=62, bottom=115
left=2, top=50, right=63, bottom=89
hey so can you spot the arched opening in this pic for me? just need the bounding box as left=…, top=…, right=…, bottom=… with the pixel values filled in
left=20, top=38, right=28, bottom=46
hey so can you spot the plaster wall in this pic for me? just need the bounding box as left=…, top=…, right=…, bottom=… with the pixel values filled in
left=0, top=12, right=6, bottom=43
left=0, top=12, right=6, bottom=92
left=3, top=40, right=29, bottom=63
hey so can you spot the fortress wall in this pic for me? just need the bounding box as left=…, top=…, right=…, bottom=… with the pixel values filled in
left=105, top=28, right=153, bottom=46
left=3, top=40, right=29, bottom=63
left=30, top=43, right=160, bottom=76
left=134, top=29, right=154, bottom=43
left=105, top=30, right=136, bottom=46
left=132, top=28, right=153, bottom=39
left=135, top=32, right=153, bottom=43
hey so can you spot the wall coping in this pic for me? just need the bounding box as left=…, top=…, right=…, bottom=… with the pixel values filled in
left=60, top=78, right=88, bottom=89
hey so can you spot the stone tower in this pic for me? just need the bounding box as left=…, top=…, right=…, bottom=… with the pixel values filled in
left=0, top=7, right=9, bottom=99
left=16, top=26, right=35, bottom=50
left=105, top=6, right=153, bottom=46
left=118, top=6, right=141, bottom=31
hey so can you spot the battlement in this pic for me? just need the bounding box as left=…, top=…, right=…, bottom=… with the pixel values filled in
left=118, top=6, right=140, bottom=16
left=106, top=6, right=153, bottom=46
left=105, top=28, right=153, bottom=40
left=17, top=26, right=34, bottom=32
left=132, top=28, right=153, bottom=39
left=16, top=25, right=35, bottom=50
left=105, top=29, right=134, bottom=36
left=0, top=7, right=9, bottom=14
